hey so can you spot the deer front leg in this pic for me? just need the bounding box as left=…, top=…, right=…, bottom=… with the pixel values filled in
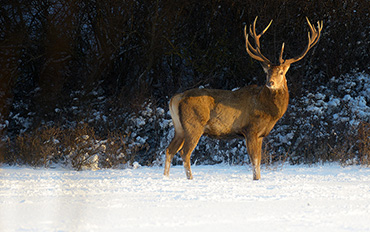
left=245, top=135, right=263, bottom=180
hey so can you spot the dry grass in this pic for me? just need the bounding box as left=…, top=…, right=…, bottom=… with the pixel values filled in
left=4, top=124, right=139, bottom=170
left=3, top=119, right=370, bottom=169
left=7, top=126, right=62, bottom=167
left=357, top=122, right=370, bottom=166
left=328, top=122, right=370, bottom=166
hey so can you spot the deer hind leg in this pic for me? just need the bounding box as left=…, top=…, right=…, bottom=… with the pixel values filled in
left=164, top=133, right=184, bottom=177
left=245, top=135, right=263, bottom=180
left=180, top=133, right=202, bottom=180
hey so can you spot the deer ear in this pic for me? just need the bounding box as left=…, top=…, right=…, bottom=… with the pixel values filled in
left=283, top=64, right=290, bottom=74
left=261, top=63, right=270, bottom=74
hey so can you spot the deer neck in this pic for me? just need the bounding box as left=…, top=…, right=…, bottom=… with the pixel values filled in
left=258, top=82, right=289, bottom=119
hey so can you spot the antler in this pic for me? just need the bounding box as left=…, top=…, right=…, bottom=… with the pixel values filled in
left=280, top=17, right=323, bottom=65
left=244, top=17, right=273, bottom=65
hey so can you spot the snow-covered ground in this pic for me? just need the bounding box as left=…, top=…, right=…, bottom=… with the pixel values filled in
left=1, top=164, right=370, bottom=232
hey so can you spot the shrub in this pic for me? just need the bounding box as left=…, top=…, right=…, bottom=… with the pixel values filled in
left=1, top=1, right=370, bottom=169
left=5, top=126, right=62, bottom=167
left=4, top=124, right=140, bottom=170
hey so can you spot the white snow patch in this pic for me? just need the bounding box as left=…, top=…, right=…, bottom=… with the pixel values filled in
left=1, top=164, right=370, bottom=232
left=327, top=98, right=340, bottom=107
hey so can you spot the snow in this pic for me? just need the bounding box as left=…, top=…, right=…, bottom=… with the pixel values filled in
left=5, top=72, right=370, bottom=168
left=1, top=164, right=370, bottom=232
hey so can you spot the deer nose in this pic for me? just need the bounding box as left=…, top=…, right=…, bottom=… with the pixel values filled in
left=266, top=81, right=274, bottom=88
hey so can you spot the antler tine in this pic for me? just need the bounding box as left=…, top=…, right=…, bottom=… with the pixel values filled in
left=282, top=17, right=323, bottom=65
left=245, top=17, right=273, bottom=65
left=279, top=43, right=285, bottom=65
left=260, top=18, right=273, bottom=35
left=244, top=27, right=267, bottom=63
left=249, top=17, right=273, bottom=49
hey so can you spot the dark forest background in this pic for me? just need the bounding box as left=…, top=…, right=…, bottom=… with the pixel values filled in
left=1, top=0, right=369, bottom=168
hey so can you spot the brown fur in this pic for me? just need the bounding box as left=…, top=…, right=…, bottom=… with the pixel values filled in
left=164, top=17, right=321, bottom=180
left=164, top=64, right=289, bottom=180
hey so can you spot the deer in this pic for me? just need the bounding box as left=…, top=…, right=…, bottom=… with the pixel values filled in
left=164, top=17, right=323, bottom=180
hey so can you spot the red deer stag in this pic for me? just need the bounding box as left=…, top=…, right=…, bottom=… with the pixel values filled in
left=164, top=17, right=323, bottom=180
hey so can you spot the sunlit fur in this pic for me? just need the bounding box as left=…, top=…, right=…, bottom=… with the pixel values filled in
left=164, top=65, right=289, bottom=180
left=164, top=17, right=321, bottom=180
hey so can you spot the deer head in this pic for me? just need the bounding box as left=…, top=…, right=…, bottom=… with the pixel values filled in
left=244, top=17, right=323, bottom=90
